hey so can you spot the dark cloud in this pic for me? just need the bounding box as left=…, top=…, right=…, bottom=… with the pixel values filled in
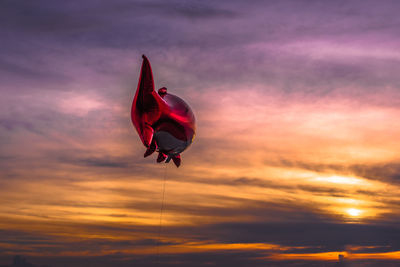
left=296, top=185, right=349, bottom=197
left=0, top=58, right=66, bottom=81
left=349, top=163, right=400, bottom=184
left=270, top=158, right=400, bottom=185
left=59, top=155, right=131, bottom=168
left=199, top=222, right=400, bottom=251
left=0, top=0, right=237, bottom=50
left=2, top=220, right=400, bottom=267
left=2, top=0, right=400, bottom=103
left=0, top=119, right=36, bottom=133
left=171, top=2, right=236, bottom=19
left=122, top=196, right=326, bottom=223
left=110, top=1, right=238, bottom=20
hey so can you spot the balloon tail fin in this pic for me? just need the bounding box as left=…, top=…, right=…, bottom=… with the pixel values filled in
left=144, top=141, right=157, bottom=157
left=172, top=154, right=181, bottom=168
left=157, top=152, right=167, bottom=163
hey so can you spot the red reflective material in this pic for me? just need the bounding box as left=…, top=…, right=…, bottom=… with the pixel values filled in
left=131, top=55, right=196, bottom=167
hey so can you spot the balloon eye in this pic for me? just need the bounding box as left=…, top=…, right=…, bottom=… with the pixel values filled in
left=158, top=87, right=167, bottom=96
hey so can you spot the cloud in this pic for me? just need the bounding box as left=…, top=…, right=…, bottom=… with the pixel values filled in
left=268, top=159, right=400, bottom=185
left=2, top=1, right=400, bottom=266
left=201, top=222, right=400, bottom=251
left=349, top=163, right=400, bottom=184
left=59, top=155, right=132, bottom=168
left=1, top=220, right=400, bottom=266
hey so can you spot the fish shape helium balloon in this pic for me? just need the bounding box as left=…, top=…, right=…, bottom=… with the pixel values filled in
left=131, top=55, right=196, bottom=167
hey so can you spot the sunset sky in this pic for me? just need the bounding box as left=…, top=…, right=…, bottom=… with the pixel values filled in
left=1, top=0, right=400, bottom=266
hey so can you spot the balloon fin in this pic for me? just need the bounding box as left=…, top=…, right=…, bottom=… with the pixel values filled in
left=172, top=154, right=181, bottom=168
left=157, top=152, right=167, bottom=163
left=138, top=55, right=154, bottom=95
left=144, top=141, right=156, bottom=157
left=142, top=124, right=154, bottom=148
left=131, top=55, right=169, bottom=148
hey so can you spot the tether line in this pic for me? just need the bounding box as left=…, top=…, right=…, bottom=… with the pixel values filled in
left=156, top=163, right=168, bottom=264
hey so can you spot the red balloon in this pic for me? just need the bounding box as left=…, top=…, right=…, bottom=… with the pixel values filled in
left=131, top=55, right=196, bottom=167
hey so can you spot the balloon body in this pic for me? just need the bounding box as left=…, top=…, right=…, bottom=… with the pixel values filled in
left=131, top=55, right=195, bottom=167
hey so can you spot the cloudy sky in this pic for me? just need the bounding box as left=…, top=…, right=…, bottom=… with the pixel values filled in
left=1, top=0, right=400, bottom=266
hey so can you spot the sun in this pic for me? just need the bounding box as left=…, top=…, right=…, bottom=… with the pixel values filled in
left=346, top=208, right=362, bottom=217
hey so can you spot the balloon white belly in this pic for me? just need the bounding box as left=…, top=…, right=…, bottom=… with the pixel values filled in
left=154, top=131, right=189, bottom=155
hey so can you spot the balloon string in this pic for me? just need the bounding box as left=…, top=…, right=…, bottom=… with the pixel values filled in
left=156, top=163, right=168, bottom=264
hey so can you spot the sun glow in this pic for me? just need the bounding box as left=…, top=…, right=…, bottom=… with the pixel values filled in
left=314, top=175, right=365, bottom=185
left=346, top=208, right=362, bottom=217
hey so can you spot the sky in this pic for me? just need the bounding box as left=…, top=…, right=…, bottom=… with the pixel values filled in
left=1, top=0, right=400, bottom=266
